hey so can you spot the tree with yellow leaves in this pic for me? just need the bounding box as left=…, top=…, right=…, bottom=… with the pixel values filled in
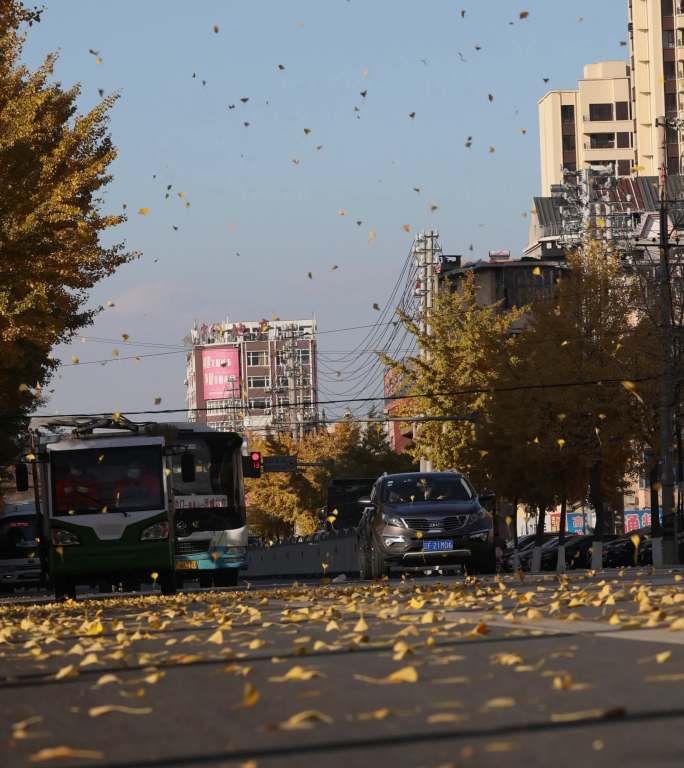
left=0, top=2, right=134, bottom=476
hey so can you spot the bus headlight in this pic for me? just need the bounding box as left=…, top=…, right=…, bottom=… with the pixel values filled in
left=51, top=529, right=80, bottom=546
left=140, top=521, right=169, bottom=541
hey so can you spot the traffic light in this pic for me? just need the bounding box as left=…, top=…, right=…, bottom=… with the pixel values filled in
left=242, top=451, right=262, bottom=478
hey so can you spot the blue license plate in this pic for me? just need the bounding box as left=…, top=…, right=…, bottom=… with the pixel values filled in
left=423, top=539, right=453, bottom=552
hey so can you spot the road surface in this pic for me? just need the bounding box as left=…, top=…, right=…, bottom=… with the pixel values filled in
left=2, top=568, right=684, bottom=767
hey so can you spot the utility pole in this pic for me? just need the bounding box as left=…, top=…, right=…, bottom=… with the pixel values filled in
left=656, top=117, right=678, bottom=565
left=415, top=230, right=441, bottom=472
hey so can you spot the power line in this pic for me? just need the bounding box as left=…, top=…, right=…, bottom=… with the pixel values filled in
left=23, top=375, right=659, bottom=421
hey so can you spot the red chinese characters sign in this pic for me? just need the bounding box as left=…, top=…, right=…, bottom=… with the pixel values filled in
left=201, top=347, right=240, bottom=400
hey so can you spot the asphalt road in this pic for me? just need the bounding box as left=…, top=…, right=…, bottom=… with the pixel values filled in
left=3, top=569, right=684, bottom=768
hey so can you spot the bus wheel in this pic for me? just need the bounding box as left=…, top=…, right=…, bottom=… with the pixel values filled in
left=214, top=570, right=238, bottom=588
left=54, top=576, right=75, bottom=601
left=159, top=571, right=177, bottom=596
left=198, top=574, right=213, bottom=589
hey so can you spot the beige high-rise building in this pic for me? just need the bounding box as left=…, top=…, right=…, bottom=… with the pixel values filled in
left=538, top=62, right=636, bottom=195
left=628, top=0, right=683, bottom=175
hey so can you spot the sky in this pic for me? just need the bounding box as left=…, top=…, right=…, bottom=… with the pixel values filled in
left=21, top=0, right=631, bottom=420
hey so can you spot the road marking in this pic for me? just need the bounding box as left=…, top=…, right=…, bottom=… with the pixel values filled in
left=445, top=610, right=684, bottom=645
left=595, top=629, right=684, bottom=646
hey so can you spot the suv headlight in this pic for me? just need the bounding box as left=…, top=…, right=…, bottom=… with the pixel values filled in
left=140, top=521, right=169, bottom=541
left=382, top=513, right=405, bottom=528
left=51, top=529, right=80, bottom=546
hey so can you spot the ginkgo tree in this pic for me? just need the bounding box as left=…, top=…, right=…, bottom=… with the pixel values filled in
left=0, top=2, right=134, bottom=477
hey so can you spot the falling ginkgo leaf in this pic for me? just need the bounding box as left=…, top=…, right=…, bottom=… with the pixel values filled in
left=241, top=682, right=260, bottom=708
left=138, top=207, right=150, bottom=216
left=269, top=666, right=325, bottom=682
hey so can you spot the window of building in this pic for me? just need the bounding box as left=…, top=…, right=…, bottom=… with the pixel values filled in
left=616, top=132, right=631, bottom=148
left=663, top=0, right=674, bottom=15
left=589, top=132, right=615, bottom=149
left=615, top=101, right=629, bottom=121
left=247, top=376, right=270, bottom=389
left=665, top=60, right=677, bottom=80
left=589, top=103, right=613, bottom=121
left=296, top=349, right=310, bottom=364
left=248, top=398, right=271, bottom=411
left=666, top=92, right=678, bottom=113
left=246, top=351, right=268, bottom=367
left=276, top=375, right=288, bottom=388
left=560, top=104, right=575, bottom=123
left=617, top=159, right=632, bottom=176
left=675, top=28, right=684, bottom=47
left=562, top=134, right=576, bottom=151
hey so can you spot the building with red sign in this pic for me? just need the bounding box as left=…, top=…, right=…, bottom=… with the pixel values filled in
left=184, top=318, right=318, bottom=435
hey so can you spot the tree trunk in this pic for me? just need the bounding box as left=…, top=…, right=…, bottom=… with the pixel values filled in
left=650, top=463, right=662, bottom=536
left=557, top=495, right=567, bottom=573
left=590, top=460, right=604, bottom=570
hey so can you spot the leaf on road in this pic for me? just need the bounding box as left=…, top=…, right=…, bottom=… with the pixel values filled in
left=353, top=616, right=369, bottom=633
left=427, top=712, right=467, bottom=724
left=207, top=629, right=224, bottom=645
left=357, top=707, right=391, bottom=721
left=645, top=673, right=684, bottom=683
left=269, top=665, right=325, bottom=682
left=656, top=651, right=672, bottom=664
left=29, top=746, right=104, bottom=762
left=55, top=664, right=78, bottom=680
left=94, top=674, right=122, bottom=687
left=550, top=707, right=626, bottom=722
left=275, top=710, right=333, bottom=731
left=491, top=652, right=523, bottom=666
left=241, top=682, right=260, bottom=707
left=88, top=705, right=152, bottom=717
left=354, top=665, right=418, bottom=685
left=469, top=622, right=489, bottom=636
left=482, top=697, right=516, bottom=710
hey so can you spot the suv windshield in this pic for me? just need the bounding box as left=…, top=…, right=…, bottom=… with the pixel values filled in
left=382, top=475, right=473, bottom=503
left=0, top=516, right=38, bottom=558
left=51, top=445, right=164, bottom=516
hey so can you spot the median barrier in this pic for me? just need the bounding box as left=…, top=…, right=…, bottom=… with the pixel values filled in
left=246, top=530, right=358, bottom=578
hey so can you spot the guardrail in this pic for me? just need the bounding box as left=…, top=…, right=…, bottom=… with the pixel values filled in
left=246, top=529, right=358, bottom=578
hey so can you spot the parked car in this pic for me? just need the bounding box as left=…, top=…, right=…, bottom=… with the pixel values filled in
left=0, top=500, right=42, bottom=593
left=603, top=528, right=651, bottom=568
left=503, top=533, right=557, bottom=571
left=357, top=472, right=496, bottom=578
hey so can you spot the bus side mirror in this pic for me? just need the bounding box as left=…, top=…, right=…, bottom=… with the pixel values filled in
left=181, top=453, right=196, bottom=483
left=15, top=463, right=29, bottom=492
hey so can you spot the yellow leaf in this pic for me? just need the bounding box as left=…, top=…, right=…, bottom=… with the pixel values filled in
left=248, top=638, right=266, bottom=650
left=276, top=710, right=333, bottom=730
left=353, top=616, right=368, bottom=633
left=241, top=682, right=260, bottom=707
left=29, top=746, right=104, bottom=762
left=325, top=620, right=340, bottom=632
left=207, top=629, right=224, bottom=645
left=482, top=697, right=516, bottom=710
left=354, top=665, right=418, bottom=685
left=532, top=266, right=541, bottom=276
left=552, top=674, right=573, bottom=690
left=657, top=651, right=672, bottom=664
left=94, top=673, right=122, bottom=687
left=427, top=712, right=466, bottom=723
left=138, top=207, right=151, bottom=216
left=55, top=664, right=78, bottom=680
left=358, top=707, right=391, bottom=720
left=469, top=622, right=489, bottom=636
left=88, top=705, right=152, bottom=717
left=269, top=665, right=325, bottom=682
left=645, top=673, right=684, bottom=682
left=550, top=707, right=625, bottom=722
left=485, top=741, right=519, bottom=752
left=421, top=610, right=435, bottom=624
left=491, top=652, right=523, bottom=666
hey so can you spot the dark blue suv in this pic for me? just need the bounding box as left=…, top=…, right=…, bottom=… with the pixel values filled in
left=357, top=472, right=495, bottom=578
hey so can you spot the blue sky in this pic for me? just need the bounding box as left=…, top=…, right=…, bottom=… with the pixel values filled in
left=22, top=0, right=630, bottom=418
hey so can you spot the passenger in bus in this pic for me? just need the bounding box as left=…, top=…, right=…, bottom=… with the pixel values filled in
left=55, top=465, right=98, bottom=512
left=115, top=462, right=160, bottom=508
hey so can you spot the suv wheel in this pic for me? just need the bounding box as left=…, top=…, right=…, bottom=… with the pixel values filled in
left=159, top=571, right=177, bottom=596
left=54, top=575, right=76, bottom=601
left=471, top=547, right=497, bottom=575
left=214, top=569, right=238, bottom=588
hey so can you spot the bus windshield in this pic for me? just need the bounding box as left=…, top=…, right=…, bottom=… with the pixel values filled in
left=51, top=445, right=164, bottom=516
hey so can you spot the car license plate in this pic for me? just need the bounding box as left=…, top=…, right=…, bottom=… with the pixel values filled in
left=176, top=560, right=198, bottom=570
left=423, top=539, right=453, bottom=552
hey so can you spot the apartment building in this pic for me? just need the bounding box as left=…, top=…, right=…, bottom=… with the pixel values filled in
left=185, top=318, right=318, bottom=434
left=538, top=61, right=636, bottom=196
